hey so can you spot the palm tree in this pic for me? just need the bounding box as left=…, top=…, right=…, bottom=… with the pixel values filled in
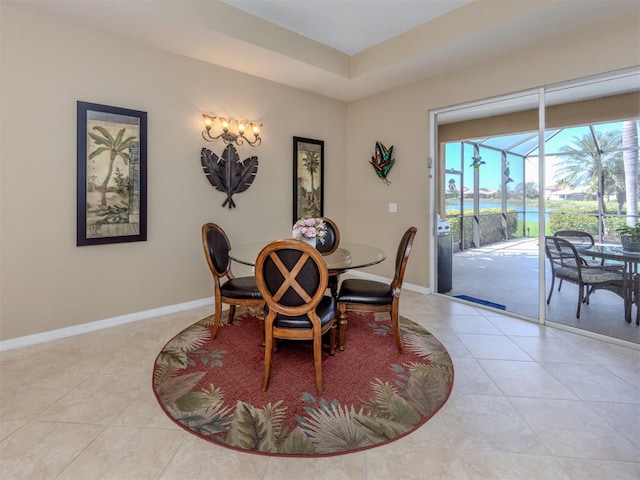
left=302, top=149, right=320, bottom=197
left=88, top=126, right=137, bottom=206
left=553, top=129, right=623, bottom=210
left=622, top=120, right=638, bottom=226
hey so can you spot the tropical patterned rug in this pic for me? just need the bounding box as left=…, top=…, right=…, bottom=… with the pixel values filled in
left=152, top=309, right=454, bottom=457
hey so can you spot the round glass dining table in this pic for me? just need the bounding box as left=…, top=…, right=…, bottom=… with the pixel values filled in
left=229, top=240, right=386, bottom=274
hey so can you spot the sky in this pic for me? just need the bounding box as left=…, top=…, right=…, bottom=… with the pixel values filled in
left=444, top=121, right=632, bottom=194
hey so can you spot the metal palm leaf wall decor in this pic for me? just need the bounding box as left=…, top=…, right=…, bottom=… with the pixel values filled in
left=370, top=141, right=395, bottom=185
left=200, top=144, right=258, bottom=208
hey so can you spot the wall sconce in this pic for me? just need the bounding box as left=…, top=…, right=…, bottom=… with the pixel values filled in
left=201, top=114, right=262, bottom=147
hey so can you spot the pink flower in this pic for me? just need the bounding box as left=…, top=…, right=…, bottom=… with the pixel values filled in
left=292, top=217, right=327, bottom=244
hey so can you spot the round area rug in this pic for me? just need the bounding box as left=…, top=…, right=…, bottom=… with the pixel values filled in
left=152, top=309, right=454, bottom=457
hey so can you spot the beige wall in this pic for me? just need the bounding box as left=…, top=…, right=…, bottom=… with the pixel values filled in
left=0, top=6, right=347, bottom=340
left=439, top=92, right=640, bottom=143
left=1, top=5, right=639, bottom=341
left=345, top=16, right=640, bottom=288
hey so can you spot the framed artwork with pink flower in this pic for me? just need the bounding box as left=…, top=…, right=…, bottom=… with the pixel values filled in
left=293, top=136, right=324, bottom=223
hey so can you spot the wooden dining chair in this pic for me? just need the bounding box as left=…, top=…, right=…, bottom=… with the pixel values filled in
left=255, top=239, right=337, bottom=394
left=316, top=217, right=341, bottom=297
left=201, top=223, right=264, bottom=340
left=316, top=217, right=340, bottom=256
left=336, top=227, right=417, bottom=352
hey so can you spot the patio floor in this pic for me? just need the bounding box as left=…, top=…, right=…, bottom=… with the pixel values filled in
left=444, top=237, right=640, bottom=345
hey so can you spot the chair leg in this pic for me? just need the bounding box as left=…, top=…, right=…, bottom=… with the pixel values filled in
left=212, top=297, right=223, bottom=340
left=262, top=325, right=274, bottom=392
left=547, top=276, right=555, bottom=304
left=337, top=303, right=348, bottom=351
left=227, top=305, right=236, bottom=325
left=328, top=275, right=339, bottom=299
left=583, top=285, right=590, bottom=305
left=257, top=303, right=265, bottom=346
left=586, top=286, right=594, bottom=303
left=576, top=284, right=583, bottom=318
left=329, top=323, right=336, bottom=356
left=391, top=305, right=404, bottom=353
left=313, top=331, right=323, bottom=395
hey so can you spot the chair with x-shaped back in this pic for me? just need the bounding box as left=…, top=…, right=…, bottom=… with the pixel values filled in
left=255, top=239, right=337, bottom=394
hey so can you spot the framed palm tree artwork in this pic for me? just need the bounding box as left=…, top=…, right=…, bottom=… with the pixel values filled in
left=293, top=136, right=324, bottom=224
left=77, top=101, right=147, bottom=246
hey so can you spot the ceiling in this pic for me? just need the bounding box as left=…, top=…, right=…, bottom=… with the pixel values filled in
left=4, top=0, right=640, bottom=102
left=220, top=0, right=474, bottom=55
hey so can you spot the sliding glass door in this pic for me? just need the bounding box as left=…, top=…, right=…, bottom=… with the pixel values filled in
left=432, top=68, right=640, bottom=344
left=434, top=89, right=542, bottom=319
left=543, top=72, right=640, bottom=343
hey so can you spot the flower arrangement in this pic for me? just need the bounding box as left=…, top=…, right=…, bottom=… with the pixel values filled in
left=292, top=217, right=327, bottom=244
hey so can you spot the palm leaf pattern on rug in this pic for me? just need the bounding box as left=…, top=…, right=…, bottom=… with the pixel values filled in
left=152, top=312, right=454, bottom=456
left=226, top=400, right=288, bottom=452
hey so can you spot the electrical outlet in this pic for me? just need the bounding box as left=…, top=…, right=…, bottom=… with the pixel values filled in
left=389, top=203, right=397, bottom=213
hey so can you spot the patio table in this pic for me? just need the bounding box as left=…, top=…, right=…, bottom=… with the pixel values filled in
left=578, top=244, right=640, bottom=324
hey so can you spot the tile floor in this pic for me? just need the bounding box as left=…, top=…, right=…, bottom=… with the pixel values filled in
left=0, top=292, right=638, bottom=479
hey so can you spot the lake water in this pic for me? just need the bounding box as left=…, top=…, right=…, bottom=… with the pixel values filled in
left=445, top=201, right=548, bottom=224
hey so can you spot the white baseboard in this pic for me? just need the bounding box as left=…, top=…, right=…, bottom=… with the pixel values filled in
left=0, top=297, right=214, bottom=352
left=1, top=275, right=430, bottom=352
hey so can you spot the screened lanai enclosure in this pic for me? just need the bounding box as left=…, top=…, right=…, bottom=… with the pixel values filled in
left=444, top=121, right=639, bottom=250
left=432, top=68, right=640, bottom=346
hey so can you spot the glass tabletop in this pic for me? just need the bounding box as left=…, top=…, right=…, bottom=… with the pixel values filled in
left=229, top=241, right=386, bottom=272
left=579, top=244, right=640, bottom=263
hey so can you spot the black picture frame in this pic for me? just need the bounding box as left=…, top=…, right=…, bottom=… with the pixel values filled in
left=293, top=136, right=324, bottom=224
left=77, top=101, right=147, bottom=246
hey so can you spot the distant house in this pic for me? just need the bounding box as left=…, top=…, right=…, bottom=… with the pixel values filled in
left=463, top=188, right=498, bottom=199
left=545, top=184, right=589, bottom=200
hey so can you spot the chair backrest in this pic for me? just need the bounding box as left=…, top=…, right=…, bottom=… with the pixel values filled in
left=255, top=239, right=328, bottom=318
left=554, top=230, right=595, bottom=247
left=545, top=235, right=580, bottom=270
left=202, top=223, right=232, bottom=279
left=391, top=227, right=418, bottom=291
left=316, top=217, right=340, bottom=256
left=544, top=236, right=562, bottom=272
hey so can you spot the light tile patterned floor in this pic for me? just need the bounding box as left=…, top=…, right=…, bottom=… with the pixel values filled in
left=0, top=292, right=638, bottom=479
